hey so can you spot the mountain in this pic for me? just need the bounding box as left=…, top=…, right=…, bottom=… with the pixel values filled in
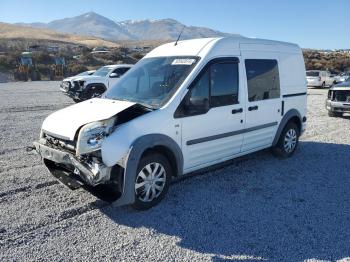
left=18, top=12, right=134, bottom=40
left=16, top=12, right=236, bottom=41
left=118, top=18, right=233, bottom=40
left=0, top=22, right=119, bottom=48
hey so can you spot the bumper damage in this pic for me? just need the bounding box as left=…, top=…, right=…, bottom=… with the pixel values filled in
left=60, top=86, right=82, bottom=100
left=33, top=141, right=111, bottom=188
left=32, top=140, right=129, bottom=204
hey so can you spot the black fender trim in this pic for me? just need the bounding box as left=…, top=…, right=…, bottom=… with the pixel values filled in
left=112, top=134, right=183, bottom=207
left=272, top=109, right=302, bottom=146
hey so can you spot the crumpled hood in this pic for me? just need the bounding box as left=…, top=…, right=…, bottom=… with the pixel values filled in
left=42, top=98, right=135, bottom=140
left=75, top=75, right=105, bottom=82
left=63, top=75, right=105, bottom=83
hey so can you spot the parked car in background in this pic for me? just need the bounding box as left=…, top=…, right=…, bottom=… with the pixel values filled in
left=76, top=70, right=96, bottom=76
left=61, top=70, right=96, bottom=83
left=334, top=72, right=350, bottom=84
left=326, top=78, right=350, bottom=117
left=306, top=70, right=334, bottom=88
left=33, top=36, right=307, bottom=210
left=60, top=65, right=132, bottom=102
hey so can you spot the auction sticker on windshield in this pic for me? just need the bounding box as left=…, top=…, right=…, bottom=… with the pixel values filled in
left=171, top=58, right=196, bottom=65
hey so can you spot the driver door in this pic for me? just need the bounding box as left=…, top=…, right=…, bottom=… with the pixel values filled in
left=177, top=58, right=245, bottom=172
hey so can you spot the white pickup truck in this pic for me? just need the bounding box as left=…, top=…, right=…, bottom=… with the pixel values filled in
left=60, top=64, right=132, bottom=102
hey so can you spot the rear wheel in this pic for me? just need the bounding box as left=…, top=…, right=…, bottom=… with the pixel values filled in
left=272, top=122, right=300, bottom=158
left=132, top=153, right=172, bottom=210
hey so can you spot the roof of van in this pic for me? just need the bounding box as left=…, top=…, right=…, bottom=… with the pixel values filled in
left=145, top=36, right=301, bottom=58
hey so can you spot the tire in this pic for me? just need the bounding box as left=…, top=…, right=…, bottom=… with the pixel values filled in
left=132, top=152, right=172, bottom=210
left=328, top=111, right=342, bottom=117
left=84, top=85, right=105, bottom=100
left=72, top=98, right=81, bottom=103
left=272, top=122, right=300, bottom=158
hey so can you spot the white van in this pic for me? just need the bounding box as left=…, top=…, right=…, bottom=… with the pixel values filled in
left=33, top=37, right=307, bottom=210
left=306, top=70, right=334, bottom=88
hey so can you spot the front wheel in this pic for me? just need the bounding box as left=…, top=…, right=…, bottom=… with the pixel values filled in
left=84, top=86, right=105, bottom=100
left=132, top=153, right=172, bottom=210
left=272, top=122, right=300, bottom=158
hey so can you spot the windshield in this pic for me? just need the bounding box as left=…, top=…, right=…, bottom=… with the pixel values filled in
left=307, top=71, right=319, bottom=77
left=105, top=56, right=199, bottom=108
left=93, top=66, right=111, bottom=77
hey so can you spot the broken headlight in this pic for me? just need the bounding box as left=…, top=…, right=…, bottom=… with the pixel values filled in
left=76, top=117, right=116, bottom=155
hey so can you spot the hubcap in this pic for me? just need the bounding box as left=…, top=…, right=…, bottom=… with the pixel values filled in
left=135, top=162, right=166, bottom=202
left=284, top=129, right=297, bottom=153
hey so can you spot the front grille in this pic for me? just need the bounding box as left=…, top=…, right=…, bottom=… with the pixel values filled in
left=44, top=133, right=76, bottom=153
left=331, top=90, right=350, bottom=102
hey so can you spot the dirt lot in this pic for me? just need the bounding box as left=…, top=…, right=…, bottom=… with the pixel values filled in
left=0, top=81, right=349, bottom=262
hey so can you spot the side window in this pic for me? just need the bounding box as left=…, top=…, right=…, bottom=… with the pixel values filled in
left=210, top=63, right=239, bottom=107
left=113, top=67, right=130, bottom=76
left=181, top=69, right=210, bottom=116
left=245, top=59, right=280, bottom=102
left=175, top=58, right=239, bottom=118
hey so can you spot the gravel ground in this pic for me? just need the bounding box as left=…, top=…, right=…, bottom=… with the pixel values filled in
left=0, top=81, right=350, bottom=262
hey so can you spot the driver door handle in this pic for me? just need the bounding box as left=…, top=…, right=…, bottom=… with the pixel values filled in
left=232, top=108, right=243, bottom=114
left=248, top=105, right=258, bottom=111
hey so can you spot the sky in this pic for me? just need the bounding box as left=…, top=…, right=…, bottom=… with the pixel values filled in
left=1, top=0, right=349, bottom=49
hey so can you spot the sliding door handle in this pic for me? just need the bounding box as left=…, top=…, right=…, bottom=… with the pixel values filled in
left=232, top=108, right=243, bottom=114
left=248, top=105, right=258, bottom=111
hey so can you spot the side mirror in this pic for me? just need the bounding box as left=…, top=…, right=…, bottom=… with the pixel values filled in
left=185, top=97, right=209, bottom=114
left=109, top=72, right=120, bottom=78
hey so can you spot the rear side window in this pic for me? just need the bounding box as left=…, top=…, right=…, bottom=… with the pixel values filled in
left=245, top=59, right=280, bottom=102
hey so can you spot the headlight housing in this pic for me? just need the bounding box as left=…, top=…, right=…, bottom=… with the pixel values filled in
left=76, top=117, right=116, bottom=155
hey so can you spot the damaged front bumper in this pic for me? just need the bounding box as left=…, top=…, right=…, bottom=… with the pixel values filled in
left=60, top=86, right=82, bottom=100
left=33, top=141, right=111, bottom=188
